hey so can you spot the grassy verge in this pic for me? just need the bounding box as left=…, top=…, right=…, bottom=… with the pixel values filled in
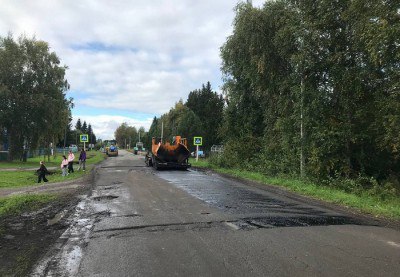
left=190, top=158, right=400, bottom=219
left=0, top=194, right=56, bottom=217
left=0, top=155, right=61, bottom=169
left=0, top=150, right=104, bottom=169
left=0, top=151, right=105, bottom=189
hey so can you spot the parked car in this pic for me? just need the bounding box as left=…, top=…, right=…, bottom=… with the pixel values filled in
left=191, top=150, right=205, bottom=158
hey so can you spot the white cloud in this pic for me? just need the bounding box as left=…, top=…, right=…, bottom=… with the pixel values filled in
left=72, top=115, right=153, bottom=141
left=0, top=0, right=267, bottom=139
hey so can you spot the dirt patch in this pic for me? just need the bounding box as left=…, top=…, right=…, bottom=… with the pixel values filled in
left=0, top=177, right=93, bottom=276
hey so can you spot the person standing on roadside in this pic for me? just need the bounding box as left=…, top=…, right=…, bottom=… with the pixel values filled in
left=68, top=150, right=75, bottom=173
left=36, top=161, right=50, bottom=183
left=78, top=148, right=87, bottom=171
left=61, top=155, right=68, bottom=176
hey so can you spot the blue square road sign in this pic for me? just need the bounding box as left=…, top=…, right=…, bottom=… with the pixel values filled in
left=193, top=137, right=203, bottom=146
left=80, top=134, right=89, bottom=142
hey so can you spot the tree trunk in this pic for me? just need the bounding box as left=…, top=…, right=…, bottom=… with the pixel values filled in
left=7, top=129, right=13, bottom=161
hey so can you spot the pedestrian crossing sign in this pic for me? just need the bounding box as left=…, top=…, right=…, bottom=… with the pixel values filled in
left=80, top=134, right=89, bottom=142
left=193, top=137, right=202, bottom=146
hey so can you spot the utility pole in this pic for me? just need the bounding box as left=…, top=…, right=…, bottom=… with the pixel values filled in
left=298, top=2, right=305, bottom=178
left=63, top=126, right=67, bottom=155
left=161, top=122, right=164, bottom=143
left=300, top=76, right=305, bottom=178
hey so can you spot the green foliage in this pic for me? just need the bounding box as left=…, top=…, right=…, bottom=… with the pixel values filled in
left=81, top=121, right=88, bottom=133
left=114, top=122, right=137, bottom=148
left=0, top=194, right=56, bottom=217
left=186, top=82, right=224, bottom=150
left=0, top=34, right=72, bottom=160
left=218, top=0, right=400, bottom=190
left=323, top=173, right=399, bottom=199
left=145, top=82, right=224, bottom=151
left=75, top=118, right=82, bottom=131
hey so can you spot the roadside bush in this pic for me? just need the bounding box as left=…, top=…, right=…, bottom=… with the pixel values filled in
left=322, top=172, right=399, bottom=199
left=209, top=136, right=261, bottom=169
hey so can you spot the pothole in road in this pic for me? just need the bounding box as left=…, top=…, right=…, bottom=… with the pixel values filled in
left=47, top=209, right=68, bottom=226
left=102, top=186, right=119, bottom=190
left=93, top=195, right=119, bottom=201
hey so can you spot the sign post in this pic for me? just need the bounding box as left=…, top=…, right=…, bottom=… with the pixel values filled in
left=80, top=134, right=89, bottom=150
left=193, top=137, right=203, bottom=162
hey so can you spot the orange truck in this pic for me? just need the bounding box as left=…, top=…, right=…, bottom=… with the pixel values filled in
left=145, top=136, right=191, bottom=170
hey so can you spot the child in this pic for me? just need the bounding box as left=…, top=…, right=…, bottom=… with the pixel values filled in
left=61, top=155, right=68, bottom=176
left=36, top=161, right=50, bottom=183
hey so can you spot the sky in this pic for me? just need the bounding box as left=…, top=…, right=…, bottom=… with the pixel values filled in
left=0, top=0, right=265, bottom=140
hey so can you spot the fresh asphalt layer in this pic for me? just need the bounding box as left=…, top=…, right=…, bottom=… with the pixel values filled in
left=33, top=150, right=400, bottom=277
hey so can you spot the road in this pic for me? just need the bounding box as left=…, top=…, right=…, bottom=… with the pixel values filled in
left=33, top=150, right=400, bottom=276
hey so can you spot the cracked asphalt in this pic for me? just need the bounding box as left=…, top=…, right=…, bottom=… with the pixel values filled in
left=33, top=150, right=400, bottom=277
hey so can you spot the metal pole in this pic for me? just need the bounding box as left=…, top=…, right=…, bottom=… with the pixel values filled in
left=161, top=122, right=164, bottom=143
left=300, top=77, right=305, bottom=177
left=196, top=145, right=199, bottom=162
left=63, top=126, right=67, bottom=155
left=299, top=8, right=305, bottom=178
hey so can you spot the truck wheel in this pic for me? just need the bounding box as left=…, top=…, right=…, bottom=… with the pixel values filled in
left=152, top=157, right=159, bottom=170
left=146, top=156, right=151, bottom=167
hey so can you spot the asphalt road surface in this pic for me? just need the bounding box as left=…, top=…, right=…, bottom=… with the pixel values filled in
left=33, top=150, right=400, bottom=277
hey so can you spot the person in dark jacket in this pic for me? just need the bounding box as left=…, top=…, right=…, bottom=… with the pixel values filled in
left=78, top=148, right=87, bottom=171
left=36, top=161, right=50, bottom=183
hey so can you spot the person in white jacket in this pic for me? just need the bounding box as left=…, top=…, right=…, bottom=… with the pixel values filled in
left=68, top=150, right=75, bottom=173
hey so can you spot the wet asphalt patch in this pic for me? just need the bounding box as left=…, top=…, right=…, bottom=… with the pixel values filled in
left=100, top=165, right=146, bottom=169
left=91, top=221, right=217, bottom=238
left=90, top=215, right=364, bottom=238
left=156, top=170, right=370, bottom=229
left=227, top=215, right=362, bottom=230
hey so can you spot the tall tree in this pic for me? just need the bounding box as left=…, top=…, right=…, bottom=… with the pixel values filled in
left=0, top=34, right=71, bottom=160
left=75, top=118, right=82, bottom=131
left=186, top=82, right=224, bottom=150
left=81, top=121, right=88, bottom=133
left=114, top=122, right=137, bottom=148
left=219, top=0, right=400, bottom=184
left=88, top=123, right=97, bottom=144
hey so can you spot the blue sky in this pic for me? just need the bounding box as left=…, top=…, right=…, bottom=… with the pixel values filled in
left=1, top=0, right=265, bottom=139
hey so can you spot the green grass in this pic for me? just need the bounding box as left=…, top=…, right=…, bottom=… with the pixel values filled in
left=189, top=158, right=209, bottom=167
left=0, top=194, right=56, bottom=217
left=0, top=151, right=106, bottom=189
left=190, top=159, right=400, bottom=219
left=0, top=155, right=62, bottom=168
left=0, top=150, right=104, bottom=169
